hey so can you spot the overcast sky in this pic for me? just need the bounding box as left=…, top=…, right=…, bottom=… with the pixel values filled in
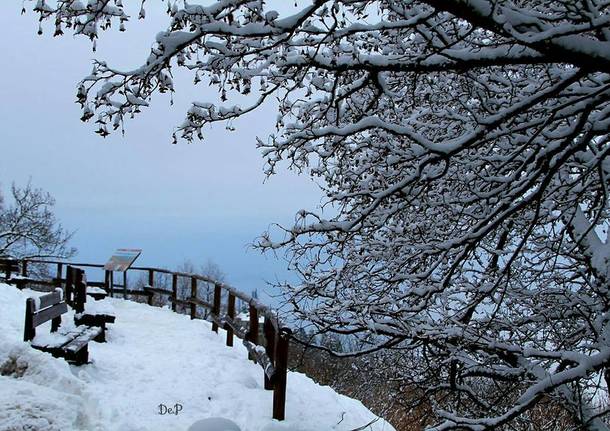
left=0, top=3, right=321, bottom=298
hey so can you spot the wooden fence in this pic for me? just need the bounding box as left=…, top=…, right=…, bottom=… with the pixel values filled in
left=10, top=258, right=292, bottom=421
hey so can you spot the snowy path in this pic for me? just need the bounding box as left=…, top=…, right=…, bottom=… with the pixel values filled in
left=0, top=286, right=393, bottom=431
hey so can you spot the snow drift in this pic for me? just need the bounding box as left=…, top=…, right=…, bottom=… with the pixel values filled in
left=0, top=284, right=394, bottom=431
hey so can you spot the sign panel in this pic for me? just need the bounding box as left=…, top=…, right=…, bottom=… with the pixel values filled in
left=104, top=248, right=142, bottom=272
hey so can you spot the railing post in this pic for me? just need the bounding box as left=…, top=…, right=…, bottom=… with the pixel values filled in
left=4, top=259, right=11, bottom=280
left=212, top=283, right=221, bottom=332
left=172, top=273, right=178, bottom=312
left=123, top=270, right=128, bottom=299
left=147, top=269, right=154, bottom=306
left=226, top=293, right=235, bottom=346
left=16, top=259, right=28, bottom=290
left=104, top=270, right=112, bottom=297
left=264, top=317, right=276, bottom=390
left=55, top=263, right=63, bottom=287
left=273, top=327, right=291, bottom=421
left=248, top=305, right=259, bottom=361
left=190, top=277, right=197, bottom=320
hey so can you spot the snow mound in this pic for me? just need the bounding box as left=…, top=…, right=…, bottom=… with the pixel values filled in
left=0, top=285, right=394, bottom=431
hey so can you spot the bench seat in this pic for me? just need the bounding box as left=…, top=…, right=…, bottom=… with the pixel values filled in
left=86, top=286, right=108, bottom=301
left=74, top=313, right=114, bottom=342
left=63, top=327, right=103, bottom=354
left=31, top=325, right=102, bottom=365
left=32, top=326, right=102, bottom=350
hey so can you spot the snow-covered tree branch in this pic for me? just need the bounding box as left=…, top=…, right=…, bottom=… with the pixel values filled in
left=27, top=0, right=610, bottom=428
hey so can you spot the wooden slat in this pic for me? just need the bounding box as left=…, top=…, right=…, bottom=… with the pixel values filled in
left=224, top=316, right=247, bottom=339
left=32, top=334, right=76, bottom=349
left=209, top=313, right=224, bottom=329
left=171, top=298, right=191, bottom=307
left=11, top=277, right=56, bottom=287
left=123, top=289, right=152, bottom=297
left=60, top=262, right=105, bottom=268
left=33, top=302, right=68, bottom=327
left=172, top=297, right=214, bottom=309
left=63, top=327, right=102, bottom=353
left=144, top=286, right=173, bottom=296
left=31, top=328, right=82, bottom=349
left=189, top=297, right=212, bottom=309
left=37, top=290, right=62, bottom=310
left=76, top=313, right=115, bottom=326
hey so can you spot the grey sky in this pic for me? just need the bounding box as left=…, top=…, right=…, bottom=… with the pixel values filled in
left=0, top=3, right=321, bottom=297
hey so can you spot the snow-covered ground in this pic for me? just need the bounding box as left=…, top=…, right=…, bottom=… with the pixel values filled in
left=0, top=284, right=394, bottom=431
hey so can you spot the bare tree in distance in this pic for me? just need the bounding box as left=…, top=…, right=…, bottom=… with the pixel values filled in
left=176, top=258, right=226, bottom=317
left=0, top=181, right=75, bottom=260
left=133, top=258, right=226, bottom=312
left=27, top=1, right=610, bottom=429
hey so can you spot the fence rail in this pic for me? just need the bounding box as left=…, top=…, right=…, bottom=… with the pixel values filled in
left=6, top=258, right=291, bottom=421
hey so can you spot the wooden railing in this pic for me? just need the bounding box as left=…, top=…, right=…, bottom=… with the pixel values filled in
left=10, top=258, right=292, bottom=421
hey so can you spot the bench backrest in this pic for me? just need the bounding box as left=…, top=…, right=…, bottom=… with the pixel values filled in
left=66, top=266, right=87, bottom=313
left=24, top=288, right=67, bottom=342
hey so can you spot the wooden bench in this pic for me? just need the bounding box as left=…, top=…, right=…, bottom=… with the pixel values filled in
left=66, top=266, right=115, bottom=341
left=24, top=289, right=103, bottom=365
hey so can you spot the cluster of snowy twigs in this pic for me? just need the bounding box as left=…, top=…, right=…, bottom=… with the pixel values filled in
left=28, top=0, right=610, bottom=429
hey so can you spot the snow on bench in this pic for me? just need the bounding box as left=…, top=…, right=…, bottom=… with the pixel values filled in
left=24, top=288, right=103, bottom=365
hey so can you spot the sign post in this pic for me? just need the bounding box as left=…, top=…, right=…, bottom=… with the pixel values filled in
left=104, top=249, right=142, bottom=299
